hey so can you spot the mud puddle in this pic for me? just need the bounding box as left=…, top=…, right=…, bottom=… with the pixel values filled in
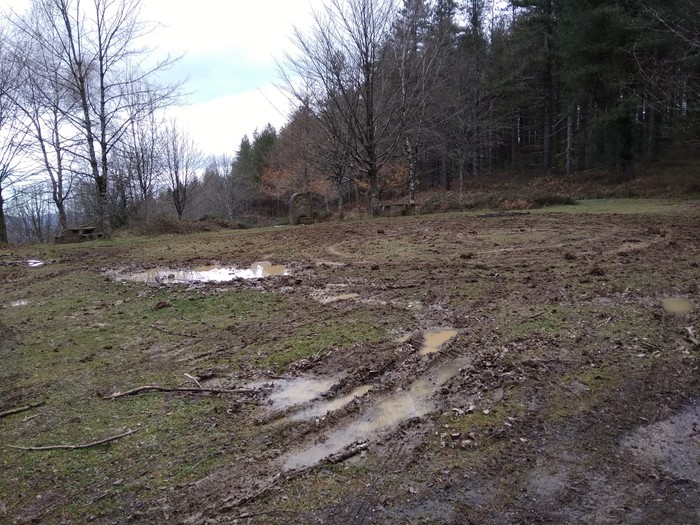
left=283, top=357, right=471, bottom=470
left=419, top=329, right=458, bottom=355
left=662, top=297, right=694, bottom=314
left=289, top=385, right=373, bottom=422
left=312, top=284, right=360, bottom=304
left=114, top=261, right=288, bottom=284
left=252, top=376, right=341, bottom=411
left=623, top=399, right=700, bottom=480
left=27, top=260, right=44, bottom=267
left=8, top=299, right=29, bottom=307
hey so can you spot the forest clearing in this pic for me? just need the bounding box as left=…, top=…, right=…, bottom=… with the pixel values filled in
left=1, top=199, right=698, bottom=524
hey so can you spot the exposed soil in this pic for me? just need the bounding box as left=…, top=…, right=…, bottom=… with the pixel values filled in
left=1, top=201, right=699, bottom=524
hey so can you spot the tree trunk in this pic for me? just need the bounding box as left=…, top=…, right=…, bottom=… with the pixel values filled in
left=405, top=137, right=416, bottom=204
left=369, top=166, right=380, bottom=217
left=542, top=0, right=554, bottom=172
left=0, top=192, right=7, bottom=244
left=441, top=153, right=450, bottom=190
left=337, top=183, right=344, bottom=220
left=566, top=114, right=574, bottom=177
left=647, top=105, right=657, bottom=161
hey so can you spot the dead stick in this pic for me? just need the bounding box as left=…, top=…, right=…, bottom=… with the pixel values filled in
left=150, top=324, right=197, bottom=338
left=108, top=385, right=256, bottom=399
left=325, top=443, right=369, bottom=464
left=224, top=473, right=282, bottom=509
left=8, top=428, right=139, bottom=451
left=527, top=311, right=546, bottom=320
left=0, top=402, right=44, bottom=419
left=184, top=373, right=202, bottom=388
left=222, top=444, right=370, bottom=511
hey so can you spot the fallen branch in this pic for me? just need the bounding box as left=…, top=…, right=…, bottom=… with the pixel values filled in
left=220, top=443, right=370, bottom=511
left=184, top=373, right=202, bottom=388
left=223, top=473, right=282, bottom=510
left=686, top=327, right=700, bottom=346
left=150, top=324, right=197, bottom=338
left=108, top=385, right=256, bottom=399
left=0, top=402, right=44, bottom=419
left=8, top=428, right=139, bottom=451
left=325, top=442, right=369, bottom=464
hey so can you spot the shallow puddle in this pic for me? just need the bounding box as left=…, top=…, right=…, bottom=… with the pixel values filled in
left=418, top=329, right=458, bottom=355
left=283, top=357, right=470, bottom=470
left=115, top=261, right=288, bottom=283
left=325, top=293, right=359, bottom=303
left=9, top=299, right=29, bottom=307
left=254, top=376, right=340, bottom=411
left=27, top=260, right=44, bottom=267
left=289, top=385, right=373, bottom=421
left=662, top=297, right=693, bottom=314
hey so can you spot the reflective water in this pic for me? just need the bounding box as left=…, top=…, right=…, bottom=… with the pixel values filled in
left=289, top=385, right=373, bottom=421
left=662, top=297, right=693, bottom=314
left=254, top=376, right=340, bottom=411
left=27, top=260, right=44, bottom=267
left=283, top=357, right=470, bottom=470
left=116, top=261, right=288, bottom=283
left=9, top=299, right=29, bottom=307
left=418, top=329, right=458, bottom=355
left=321, top=293, right=359, bottom=303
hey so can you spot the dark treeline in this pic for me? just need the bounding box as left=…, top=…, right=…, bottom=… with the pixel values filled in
left=245, top=0, right=699, bottom=218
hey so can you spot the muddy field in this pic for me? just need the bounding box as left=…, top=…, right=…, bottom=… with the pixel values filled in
left=1, top=200, right=699, bottom=524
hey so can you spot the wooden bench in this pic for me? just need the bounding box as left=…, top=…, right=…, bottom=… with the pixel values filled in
left=55, top=226, right=104, bottom=244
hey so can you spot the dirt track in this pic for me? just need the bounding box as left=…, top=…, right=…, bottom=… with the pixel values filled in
left=1, top=202, right=699, bottom=524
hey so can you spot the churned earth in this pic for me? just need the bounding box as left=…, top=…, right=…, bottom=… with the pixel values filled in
left=0, top=199, right=698, bottom=524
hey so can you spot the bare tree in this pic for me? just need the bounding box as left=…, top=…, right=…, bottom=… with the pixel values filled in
left=282, top=0, right=418, bottom=216
left=162, top=121, right=203, bottom=220
left=10, top=24, right=80, bottom=234
left=0, top=25, right=28, bottom=244
left=13, top=0, right=180, bottom=235
left=116, top=102, right=164, bottom=226
left=11, top=181, right=57, bottom=243
left=200, top=154, right=250, bottom=219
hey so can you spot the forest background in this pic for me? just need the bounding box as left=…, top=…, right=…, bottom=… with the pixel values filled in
left=0, top=0, right=698, bottom=244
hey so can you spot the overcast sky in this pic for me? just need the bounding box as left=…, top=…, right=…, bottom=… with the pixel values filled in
left=5, top=0, right=324, bottom=157
left=139, top=0, right=324, bottom=157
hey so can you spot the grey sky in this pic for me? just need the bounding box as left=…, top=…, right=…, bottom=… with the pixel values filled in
left=4, top=0, right=324, bottom=156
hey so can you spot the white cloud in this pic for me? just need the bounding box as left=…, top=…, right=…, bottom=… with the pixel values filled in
left=140, top=0, right=325, bottom=156
left=5, top=0, right=323, bottom=156
left=169, top=85, right=294, bottom=156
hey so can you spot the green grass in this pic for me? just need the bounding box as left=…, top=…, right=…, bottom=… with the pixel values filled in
left=536, top=198, right=698, bottom=215
left=1, top=197, right=698, bottom=523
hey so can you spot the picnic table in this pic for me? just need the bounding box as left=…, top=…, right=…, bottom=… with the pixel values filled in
left=55, top=226, right=104, bottom=243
